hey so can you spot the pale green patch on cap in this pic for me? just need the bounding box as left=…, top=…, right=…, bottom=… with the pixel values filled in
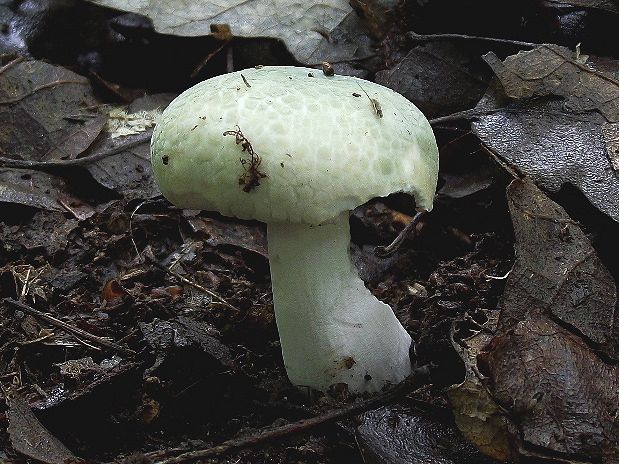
left=150, top=66, right=439, bottom=224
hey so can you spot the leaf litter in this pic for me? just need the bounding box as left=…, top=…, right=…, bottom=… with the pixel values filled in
left=449, top=179, right=619, bottom=462
left=0, top=3, right=618, bottom=464
left=472, top=44, right=619, bottom=222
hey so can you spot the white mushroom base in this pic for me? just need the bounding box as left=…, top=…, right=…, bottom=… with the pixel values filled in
left=267, top=212, right=412, bottom=393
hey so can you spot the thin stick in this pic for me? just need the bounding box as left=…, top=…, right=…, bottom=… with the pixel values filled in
left=3, top=298, right=135, bottom=357
left=428, top=106, right=512, bottom=125
left=0, top=56, right=24, bottom=75
left=191, top=41, right=229, bottom=78
left=145, top=368, right=429, bottom=463
left=0, top=131, right=151, bottom=170
left=146, top=256, right=240, bottom=313
left=406, top=31, right=538, bottom=48
left=0, top=80, right=89, bottom=105
left=374, top=212, right=425, bottom=257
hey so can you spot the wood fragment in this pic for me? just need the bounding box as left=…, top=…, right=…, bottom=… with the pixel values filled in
left=356, top=84, right=383, bottom=119
left=241, top=74, right=251, bottom=88
left=191, top=41, right=229, bottom=78
left=143, top=367, right=430, bottom=463
left=145, top=256, right=240, bottom=313
left=3, top=298, right=135, bottom=357
left=0, top=131, right=151, bottom=170
left=374, top=212, right=425, bottom=257
left=406, top=31, right=538, bottom=48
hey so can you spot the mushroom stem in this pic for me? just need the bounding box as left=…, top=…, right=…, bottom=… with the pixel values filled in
left=267, top=211, right=412, bottom=393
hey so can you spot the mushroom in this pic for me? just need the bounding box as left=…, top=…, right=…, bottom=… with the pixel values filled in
left=150, top=66, right=439, bottom=393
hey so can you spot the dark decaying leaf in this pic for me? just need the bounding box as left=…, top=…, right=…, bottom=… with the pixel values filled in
left=83, top=94, right=174, bottom=199
left=0, top=60, right=99, bottom=161
left=0, top=168, right=94, bottom=217
left=500, top=178, right=618, bottom=357
left=0, top=59, right=167, bottom=201
left=0, top=210, right=78, bottom=255
left=478, top=315, right=619, bottom=463
left=447, top=311, right=516, bottom=463
left=473, top=45, right=619, bottom=222
left=187, top=216, right=268, bottom=258
left=603, top=122, right=619, bottom=170
left=376, top=42, right=491, bottom=117
left=43, top=115, right=108, bottom=161
left=357, top=405, right=499, bottom=464
left=140, top=316, right=233, bottom=374
left=449, top=179, right=619, bottom=462
left=437, top=164, right=497, bottom=199
left=7, top=393, right=79, bottom=464
left=483, top=45, right=618, bottom=122
left=83, top=131, right=158, bottom=200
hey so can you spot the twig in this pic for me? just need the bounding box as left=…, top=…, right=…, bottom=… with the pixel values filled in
left=146, top=256, right=240, bottom=313
left=129, top=200, right=150, bottom=258
left=0, top=131, right=151, bottom=170
left=0, top=79, right=89, bottom=105
left=145, top=368, right=429, bottom=463
left=522, top=209, right=580, bottom=226
left=3, top=298, right=136, bottom=357
left=406, top=31, right=538, bottom=48
left=428, top=106, right=511, bottom=125
left=479, top=145, right=520, bottom=179
left=0, top=56, right=24, bottom=75
left=374, top=212, right=425, bottom=257
left=226, top=46, right=234, bottom=73
left=191, top=41, right=230, bottom=78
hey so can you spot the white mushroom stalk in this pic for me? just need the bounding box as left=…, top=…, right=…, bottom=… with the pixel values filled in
left=268, top=212, right=412, bottom=392
left=150, top=66, right=439, bottom=393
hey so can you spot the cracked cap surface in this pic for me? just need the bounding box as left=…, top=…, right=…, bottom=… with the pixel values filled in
left=150, top=66, right=439, bottom=224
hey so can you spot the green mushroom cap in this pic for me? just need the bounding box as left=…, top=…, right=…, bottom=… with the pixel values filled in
left=150, top=66, right=438, bottom=225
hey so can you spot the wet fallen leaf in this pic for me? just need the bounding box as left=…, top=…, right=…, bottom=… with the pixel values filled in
left=83, top=94, right=173, bottom=200
left=357, top=405, right=499, bottom=464
left=450, top=179, right=619, bottom=462
left=473, top=45, right=619, bottom=222
left=483, top=45, right=618, bottom=122
left=84, top=0, right=378, bottom=65
left=0, top=210, right=77, bottom=255
left=7, top=393, right=79, bottom=464
left=186, top=216, right=268, bottom=258
left=500, top=178, right=618, bottom=357
left=0, top=168, right=94, bottom=216
left=42, top=115, right=107, bottom=161
left=603, top=122, right=619, bottom=170
left=478, top=315, right=619, bottom=463
left=140, top=316, right=233, bottom=374
left=0, top=59, right=98, bottom=161
left=447, top=311, right=515, bottom=462
left=438, top=165, right=497, bottom=200
left=376, top=42, right=491, bottom=117
left=81, top=131, right=158, bottom=200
